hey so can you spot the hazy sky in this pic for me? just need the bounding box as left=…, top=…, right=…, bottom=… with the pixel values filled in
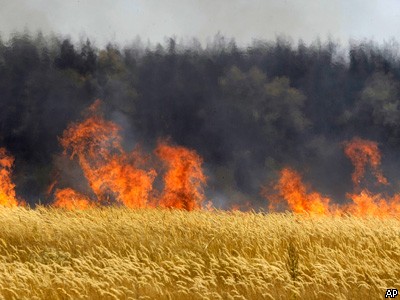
left=1, top=0, right=400, bottom=47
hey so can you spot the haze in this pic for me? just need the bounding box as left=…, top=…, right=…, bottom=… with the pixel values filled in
left=1, top=0, right=399, bottom=46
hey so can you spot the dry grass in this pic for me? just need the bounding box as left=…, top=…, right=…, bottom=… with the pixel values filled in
left=0, top=207, right=399, bottom=299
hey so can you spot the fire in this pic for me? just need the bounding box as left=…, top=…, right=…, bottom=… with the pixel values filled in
left=266, top=167, right=331, bottom=215
left=0, top=148, right=19, bottom=207
left=51, top=101, right=206, bottom=210
left=58, top=100, right=156, bottom=208
left=263, top=136, right=400, bottom=217
left=42, top=100, right=400, bottom=215
left=94, top=153, right=157, bottom=208
left=53, top=188, right=94, bottom=209
left=155, top=141, right=206, bottom=210
left=346, top=190, right=400, bottom=217
left=4, top=98, right=398, bottom=215
left=343, top=137, right=400, bottom=217
left=343, top=137, right=388, bottom=186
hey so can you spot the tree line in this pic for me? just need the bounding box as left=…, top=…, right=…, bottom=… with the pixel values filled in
left=1, top=32, right=400, bottom=206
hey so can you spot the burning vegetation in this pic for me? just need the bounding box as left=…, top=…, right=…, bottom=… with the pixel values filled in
left=53, top=188, right=94, bottom=210
left=48, top=100, right=205, bottom=210
left=264, top=137, right=400, bottom=217
left=2, top=30, right=400, bottom=300
left=265, top=167, right=331, bottom=215
left=0, top=148, right=19, bottom=207
left=4, top=33, right=400, bottom=216
left=55, top=100, right=156, bottom=208
left=0, top=98, right=390, bottom=216
left=1, top=100, right=400, bottom=218
left=0, top=31, right=400, bottom=217
left=156, top=141, right=206, bottom=210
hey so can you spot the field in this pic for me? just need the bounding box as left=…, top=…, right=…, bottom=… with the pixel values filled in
left=0, top=207, right=399, bottom=300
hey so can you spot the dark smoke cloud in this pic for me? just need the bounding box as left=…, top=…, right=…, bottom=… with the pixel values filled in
left=1, top=32, right=400, bottom=208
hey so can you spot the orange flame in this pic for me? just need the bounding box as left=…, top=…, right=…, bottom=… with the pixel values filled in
left=0, top=148, right=19, bottom=207
left=58, top=100, right=156, bottom=208
left=345, top=190, right=400, bottom=217
left=53, top=188, right=94, bottom=209
left=155, top=141, right=206, bottom=210
left=343, top=137, right=388, bottom=186
left=94, top=153, right=157, bottom=208
left=265, top=167, right=331, bottom=215
left=53, top=101, right=207, bottom=210
left=263, top=136, right=400, bottom=217
left=341, top=137, right=400, bottom=217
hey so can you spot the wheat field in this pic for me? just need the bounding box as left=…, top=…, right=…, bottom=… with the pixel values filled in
left=0, top=207, right=399, bottom=300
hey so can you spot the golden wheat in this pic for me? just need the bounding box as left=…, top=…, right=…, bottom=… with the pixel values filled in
left=0, top=206, right=399, bottom=299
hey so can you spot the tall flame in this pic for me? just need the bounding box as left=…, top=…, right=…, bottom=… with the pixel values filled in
left=58, top=100, right=156, bottom=208
left=0, top=148, right=19, bottom=207
left=48, top=101, right=400, bottom=215
left=343, top=137, right=388, bottom=186
left=343, top=137, right=400, bottom=217
left=52, top=101, right=207, bottom=210
left=265, top=167, right=331, bottom=215
left=155, top=141, right=206, bottom=211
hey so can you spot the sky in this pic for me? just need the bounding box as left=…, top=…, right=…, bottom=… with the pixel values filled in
left=0, top=0, right=400, bottom=47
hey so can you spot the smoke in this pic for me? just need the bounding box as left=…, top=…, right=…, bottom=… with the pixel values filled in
left=1, top=1, right=400, bottom=47
left=2, top=32, right=400, bottom=208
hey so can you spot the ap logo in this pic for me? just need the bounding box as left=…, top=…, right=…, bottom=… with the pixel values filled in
left=385, top=289, right=398, bottom=298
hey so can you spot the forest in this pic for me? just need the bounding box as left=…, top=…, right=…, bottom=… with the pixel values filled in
left=1, top=31, right=400, bottom=207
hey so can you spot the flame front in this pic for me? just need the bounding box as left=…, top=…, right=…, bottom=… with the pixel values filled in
left=0, top=148, right=19, bottom=207
left=155, top=141, right=206, bottom=211
left=345, top=190, right=400, bottom=217
left=53, top=188, right=94, bottom=210
left=50, top=101, right=207, bottom=210
left=16, top=100, right=396, bottom=215
left=263, top=137, right=400, bottom=217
